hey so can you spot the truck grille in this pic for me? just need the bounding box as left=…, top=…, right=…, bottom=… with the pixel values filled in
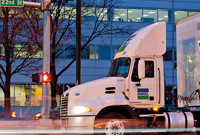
left=61, top=93, right=69, bottom=118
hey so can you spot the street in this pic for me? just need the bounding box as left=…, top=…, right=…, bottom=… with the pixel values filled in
left=0, top=118, right=197, bottom=135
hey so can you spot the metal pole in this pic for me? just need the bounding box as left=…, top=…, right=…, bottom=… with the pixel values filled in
left=76, top=0, right=81, bottom=85
left=42, top=0, right=51, bottom=119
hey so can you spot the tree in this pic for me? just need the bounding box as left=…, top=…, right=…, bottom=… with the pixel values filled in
left=0, top=7, right=42, bottom=117
left=49, top=0, right=133, bottom=108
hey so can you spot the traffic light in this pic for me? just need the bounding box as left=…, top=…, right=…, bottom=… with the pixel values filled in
left=42, top=73, right=51, bottom=83
left=32, top=73, right=40, bottom=83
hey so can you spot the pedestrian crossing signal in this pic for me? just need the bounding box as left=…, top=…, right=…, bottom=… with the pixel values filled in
left=42, top=73, right=51, bottom=83
left=32, top=73, right=40, bottom=83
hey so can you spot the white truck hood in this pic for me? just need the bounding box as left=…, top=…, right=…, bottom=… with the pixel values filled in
left=63, top=77, right=129, bottom=115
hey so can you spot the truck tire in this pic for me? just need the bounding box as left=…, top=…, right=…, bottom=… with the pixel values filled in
left=94, top=112, right=131, bottom=135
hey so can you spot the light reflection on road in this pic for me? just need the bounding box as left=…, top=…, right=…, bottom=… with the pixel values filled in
left=0, top=128, right=197, bottom=135
left=0, top=119, right=197, bottom=135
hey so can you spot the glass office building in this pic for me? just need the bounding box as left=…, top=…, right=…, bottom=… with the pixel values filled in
left=1, top=0, right=200, bottom=116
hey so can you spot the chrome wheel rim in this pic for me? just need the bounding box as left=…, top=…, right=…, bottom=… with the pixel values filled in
left=105, top=119, right=124, bottom=135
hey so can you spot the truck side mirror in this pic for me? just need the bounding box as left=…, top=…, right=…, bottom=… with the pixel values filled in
left=138, top=60, right=145, bottom=79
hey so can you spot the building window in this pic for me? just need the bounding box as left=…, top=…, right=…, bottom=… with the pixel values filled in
left=0, top=83, right=65, bottom=107
left=89, top=45, right=95, bottom=59
left=143, top=9, right=157, bottom=22
left=10, top=84, right=15, bottom=106
left=14, top=44, right=42, bottom=58
left=0, top=44, right=5, bottom=57
left=158, top=9, right=170, bottom=23
left=14, top=84, right=31, bottom=106
left=0, top=88, right=4, bottom=106
left=81, top=45, right=96, bottom=59
left=81, top=46, right=90, bottom=59
left=112, top=46, right=120, bottom=58
left=64, top=45, right=102, bottom=60
left=163, top=47, right=172, bottom=61
left=52, top=6, right=65, bottom=19
left=128, top=9, right=142, bottom=22
left=65, top=7, right=76, bottom=20
left=174, top=11, right=187, bottom=22
left=113, top=9, right=127, bottom=22
left=82, top=7, right=96, bottom=21
left=65, top=45, right=76, bottom=59
left=15, top=44, right=29, bottom=58
left=189, top=11, right=198, bottom=16
left=30, top=84, right=43, bottom=106
left=96, top=8, right=107, bottom=21
left=34, top=50, right=43, bottom=58
left=174, top=48, right=177, bottom=61
left=96, top=46, right=111, bottom=59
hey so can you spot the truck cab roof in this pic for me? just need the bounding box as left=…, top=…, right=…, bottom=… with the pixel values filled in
left=114, top=22, right=166, bottom=59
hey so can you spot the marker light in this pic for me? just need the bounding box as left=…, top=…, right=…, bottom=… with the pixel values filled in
left=152, top=106, right=159, bottom=112
left=85, top=106, right=92, bottom=112
left=73, top=106, right=92, bottom=114
left=115, top=53, right=121, bottom=57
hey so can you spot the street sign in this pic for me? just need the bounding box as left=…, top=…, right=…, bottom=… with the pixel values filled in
left=0, top=0, right=23, bottom=7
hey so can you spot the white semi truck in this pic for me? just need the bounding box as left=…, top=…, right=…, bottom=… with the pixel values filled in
left=60, top=21, right=200, bottom=134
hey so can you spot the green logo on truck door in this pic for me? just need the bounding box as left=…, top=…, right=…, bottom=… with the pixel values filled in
left=138, top=88, right=149, bottom=100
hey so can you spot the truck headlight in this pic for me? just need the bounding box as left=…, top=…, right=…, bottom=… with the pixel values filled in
left=73, top=106, right=92, bottom=114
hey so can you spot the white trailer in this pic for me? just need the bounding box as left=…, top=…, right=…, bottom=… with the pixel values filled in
left=177, top=13, right=200, bottom=108
left=60, top=22, right=198, bottom=134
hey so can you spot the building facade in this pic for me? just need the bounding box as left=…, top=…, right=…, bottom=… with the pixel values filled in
left=1, top=0, right=200, bottom=117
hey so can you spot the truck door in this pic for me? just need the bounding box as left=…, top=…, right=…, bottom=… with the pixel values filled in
left=129, top=58, right=157, bottom=105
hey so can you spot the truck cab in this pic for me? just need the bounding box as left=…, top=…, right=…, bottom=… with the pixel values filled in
left=60, top=22, right=194, bottom=134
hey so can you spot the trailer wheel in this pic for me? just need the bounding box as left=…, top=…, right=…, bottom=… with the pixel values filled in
left=94, top=112, right=130, bottom=135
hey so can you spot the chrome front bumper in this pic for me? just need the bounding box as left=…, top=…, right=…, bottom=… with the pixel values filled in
left=61, top=116, right=96, bottom=134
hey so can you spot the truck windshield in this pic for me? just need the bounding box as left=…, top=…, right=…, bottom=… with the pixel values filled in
left=107, top=58, right=130, bottom=78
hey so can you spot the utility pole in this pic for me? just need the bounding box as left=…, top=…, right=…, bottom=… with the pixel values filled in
left=76, top=0, right=81, bottom=85
left=24, top=0, right=52, bottom=121
left=41, top=0, right=52, bottom=119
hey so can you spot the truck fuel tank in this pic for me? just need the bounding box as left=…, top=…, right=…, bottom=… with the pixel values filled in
left=164, top=112, right=194, bottom=129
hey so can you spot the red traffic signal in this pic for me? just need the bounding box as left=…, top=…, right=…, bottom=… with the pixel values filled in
left=42, top=73, right=51, bottom=83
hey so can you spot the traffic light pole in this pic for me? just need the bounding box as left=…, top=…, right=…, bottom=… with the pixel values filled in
left=21, top=0, right=52, bottom=120
left=42, top=0, right=51, bottom=119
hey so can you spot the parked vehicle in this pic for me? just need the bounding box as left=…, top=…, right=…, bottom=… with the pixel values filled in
left=31, top=106, right=60, bottom=119
left=0, top=106, right=16, bottom=118
left=49, top=106, right=60, bottom=119
left=60, top=21, right=200, bottom=134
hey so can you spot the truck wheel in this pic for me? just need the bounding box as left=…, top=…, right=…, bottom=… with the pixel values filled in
left=105, top=119, right=125, bottom=135
left=94, top=112, right=130, bottom=135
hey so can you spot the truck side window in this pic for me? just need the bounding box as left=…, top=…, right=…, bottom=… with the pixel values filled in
left=132, top=59, right=140, bottom=82
left=145, top=61, right=154, bottom=78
